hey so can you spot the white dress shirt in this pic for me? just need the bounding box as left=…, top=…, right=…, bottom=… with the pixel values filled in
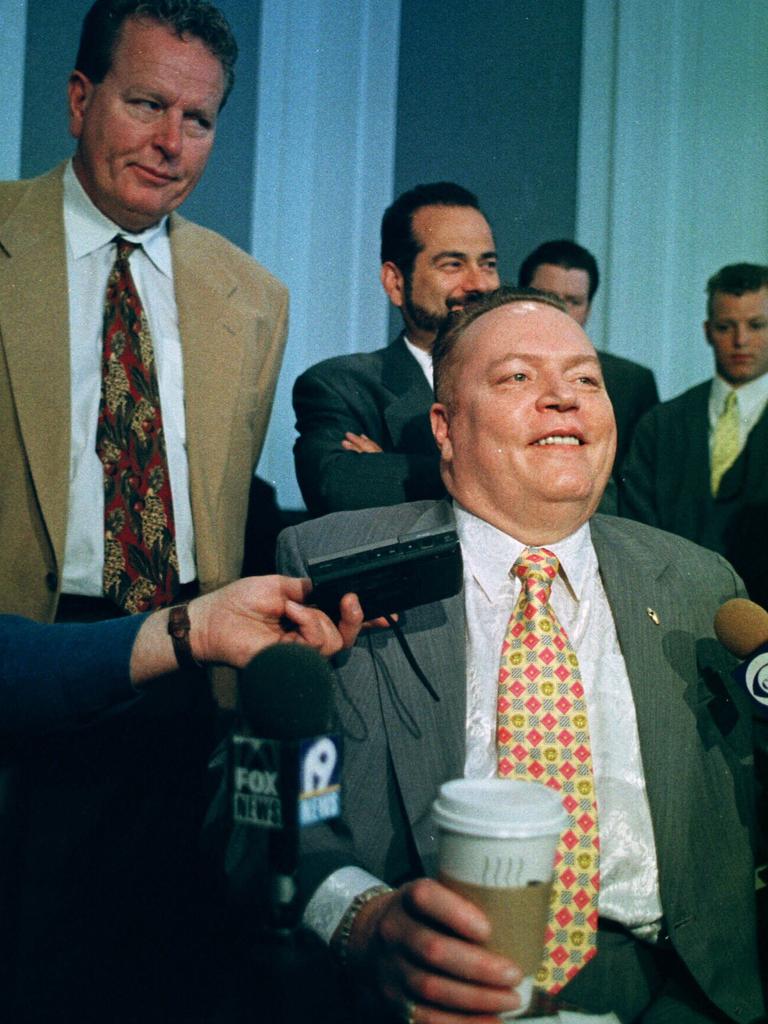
left=61, top=161, right=196, bottom=595
left=457, top=505, right=662, bottom=939
left=403, top=334, right=434, bottom=387
left=305, top=504, right=663, bottom=945
left=708, top=371, right=768, bottom=459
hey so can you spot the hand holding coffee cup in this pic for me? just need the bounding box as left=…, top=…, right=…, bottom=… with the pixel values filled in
left=432, top=778, right=566, bottom=1018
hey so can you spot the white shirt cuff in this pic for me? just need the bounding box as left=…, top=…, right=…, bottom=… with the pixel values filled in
left=302, top=866, right=385, bottom=944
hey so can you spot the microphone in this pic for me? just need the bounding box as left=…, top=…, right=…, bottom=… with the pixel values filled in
left=232, top=643, right=341, bottom=930
left=713, top=598, right=768, bottom=715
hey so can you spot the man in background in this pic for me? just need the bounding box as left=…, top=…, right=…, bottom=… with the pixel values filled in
left=620, top=263, right=768, bottom=609
left=292, top=181, right=499, bottom=515
left=620, top=263, right=768, bottom=916
left=519, top=239, right=658, bottom=478
left=0, top=1, right=287, bottom=1019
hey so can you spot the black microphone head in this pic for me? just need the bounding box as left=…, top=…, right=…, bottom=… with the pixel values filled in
left=237, top=643, right=334, bottom=739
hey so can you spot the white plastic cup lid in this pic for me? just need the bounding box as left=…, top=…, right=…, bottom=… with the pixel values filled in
left=432, top=778, right=567, bottom=839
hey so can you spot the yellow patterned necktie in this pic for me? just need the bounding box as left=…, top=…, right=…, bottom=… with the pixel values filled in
left=497, top=548, right=599, bottom=994
left=710, top=390, right=740, bottom=496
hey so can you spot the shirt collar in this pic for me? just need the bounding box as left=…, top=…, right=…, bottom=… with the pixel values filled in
left=710, top=371, right=768, bottom=422
left=453, top=501, right=596, bottom=603
left=403, top=334, right=434, bottom=387
left=62, top=159, right=172, bottom=278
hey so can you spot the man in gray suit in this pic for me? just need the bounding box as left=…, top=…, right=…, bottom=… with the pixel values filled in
left=278, top=288, right=762, bottom=1023
left=292, top=182, right=499, bottom=515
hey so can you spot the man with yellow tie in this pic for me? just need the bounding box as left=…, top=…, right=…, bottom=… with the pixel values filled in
left=276, top=287, right=763, bottom=1023
left=620, top=263, right=768, bottom=612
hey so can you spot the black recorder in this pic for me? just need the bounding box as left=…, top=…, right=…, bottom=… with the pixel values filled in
left=307, top=527, right=463, bottom=621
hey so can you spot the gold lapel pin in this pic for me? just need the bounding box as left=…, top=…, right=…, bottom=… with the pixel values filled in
left=646, top=607, right=660, bottom=625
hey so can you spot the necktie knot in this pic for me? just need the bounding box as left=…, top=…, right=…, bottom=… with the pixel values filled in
left=115, top=237, right=138, bottom=262
left=722, top=390, right=738, bottom=415
left=512, top=547, right=559, bottom=598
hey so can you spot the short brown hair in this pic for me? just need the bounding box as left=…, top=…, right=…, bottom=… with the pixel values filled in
left=706, top=263, right=768, bottom=318
left=76, top=0, right=238, bottom=107
left=432, top=286, right=567, bottom=405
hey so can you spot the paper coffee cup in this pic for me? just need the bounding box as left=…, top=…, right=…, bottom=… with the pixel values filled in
left=432, top=778, right=566, bottom=1018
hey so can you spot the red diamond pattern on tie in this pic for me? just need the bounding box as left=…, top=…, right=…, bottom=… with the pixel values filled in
left=96, top=237, right=179, bottom=612
left=497, top=547, right=599, bottom=994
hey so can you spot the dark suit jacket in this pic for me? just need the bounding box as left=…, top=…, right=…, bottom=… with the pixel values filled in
left=292, top=337, right=656, bottom=516
left=599, top=351, right=659, bottom=474
left=277, top=501, right=763, bottom=1023
left=293, top=333, right=443, bottom=514
left=619, top=381, right=768, bottom=611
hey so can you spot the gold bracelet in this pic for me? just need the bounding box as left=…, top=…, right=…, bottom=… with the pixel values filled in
left=333, top=884, right=392, bottom=967
left=167, top=602, right=203, bottom=671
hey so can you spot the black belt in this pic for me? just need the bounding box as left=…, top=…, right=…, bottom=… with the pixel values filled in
left=55, top=581, right=200, bottom=623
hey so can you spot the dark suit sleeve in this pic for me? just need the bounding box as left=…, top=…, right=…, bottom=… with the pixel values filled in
left=618, top=408, right=662, bottom=526
left=0, top=613, right=145, bottom=735
left=292, top=364, right=444, bottom=515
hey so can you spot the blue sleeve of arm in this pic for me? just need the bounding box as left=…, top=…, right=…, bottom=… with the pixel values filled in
left=0, top=613, right=149, bottom=735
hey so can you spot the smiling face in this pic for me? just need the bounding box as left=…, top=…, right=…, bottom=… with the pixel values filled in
left=68, top=17, right=225, bottom=232
left=430, top=301, right=616, bottom=543
left=704, top=287, right=768, bottom=387
left=381, top=204, right=499, bottom=350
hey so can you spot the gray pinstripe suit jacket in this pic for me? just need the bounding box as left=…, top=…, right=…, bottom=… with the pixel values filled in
left=276, top=500, right=763, bottom=1022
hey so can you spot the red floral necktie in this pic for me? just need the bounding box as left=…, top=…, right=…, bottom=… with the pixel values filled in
left=96, top=237, right=179, bottom=612
left=497, top=548, right=599, bottom=994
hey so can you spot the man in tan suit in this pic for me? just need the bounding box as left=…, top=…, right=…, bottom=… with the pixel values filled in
left=0, top=3, right=287, bottom=1021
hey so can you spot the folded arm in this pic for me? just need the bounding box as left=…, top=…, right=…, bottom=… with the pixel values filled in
left=293, top=366, right=444, bottom=514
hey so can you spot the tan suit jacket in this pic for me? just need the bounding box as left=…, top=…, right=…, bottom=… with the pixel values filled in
left=0, top=162, right=288, bottom=625
left=0, top=163, right=289, bottom=1017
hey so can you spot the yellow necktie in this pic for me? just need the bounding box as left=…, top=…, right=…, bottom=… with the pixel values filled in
left=710, top=391, right=740, bottom=496
left=497, top=548, right=599, bottom=994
